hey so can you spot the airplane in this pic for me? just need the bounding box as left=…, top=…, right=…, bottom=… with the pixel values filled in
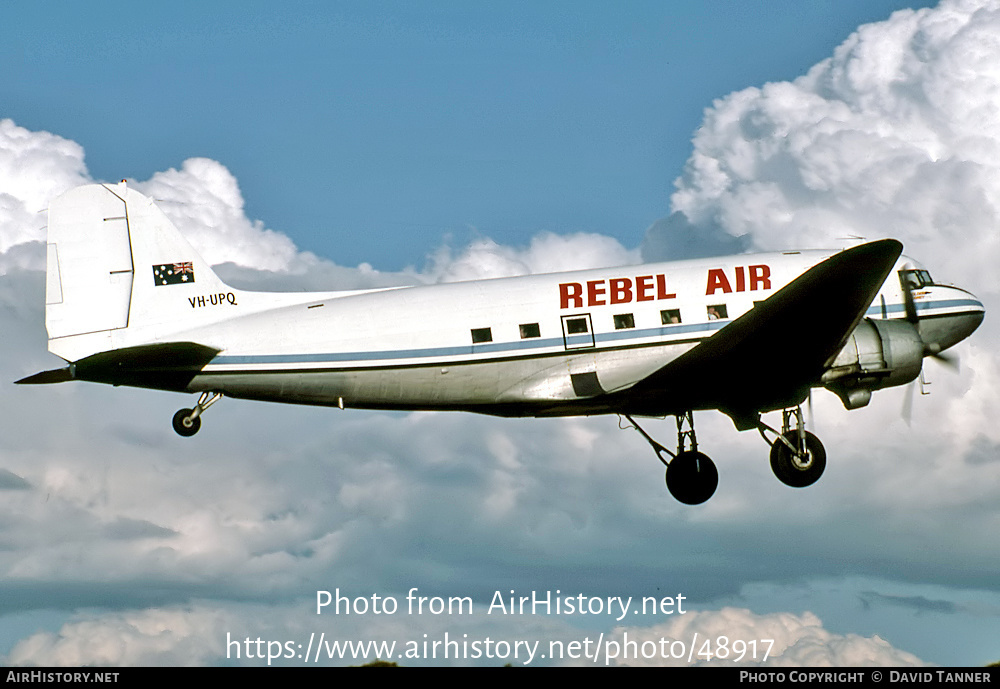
left=17, top=182, right=985, bottom=504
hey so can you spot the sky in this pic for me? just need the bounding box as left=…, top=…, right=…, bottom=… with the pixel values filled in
left=1, top=0, right=998, bottom=667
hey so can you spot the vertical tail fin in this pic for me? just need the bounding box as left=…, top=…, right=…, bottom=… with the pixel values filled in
left=46, top=182, right=234, bottom=361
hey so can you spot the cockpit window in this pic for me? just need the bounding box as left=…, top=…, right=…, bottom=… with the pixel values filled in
left=900, top=269, right=934, bottom=290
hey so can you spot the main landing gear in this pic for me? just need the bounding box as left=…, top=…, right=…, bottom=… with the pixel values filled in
left=171, top=391, right=222, bottom=437
left=624, top=412, right=718, bottom=505
left=624, top=405, right=826, bottom=505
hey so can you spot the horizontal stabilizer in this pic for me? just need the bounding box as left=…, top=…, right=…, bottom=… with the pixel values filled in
left=18, top=342, right=220, bottom=392
left=71, top=342, right=221, bottom=391
left=15, top=368, right=74, bottom=385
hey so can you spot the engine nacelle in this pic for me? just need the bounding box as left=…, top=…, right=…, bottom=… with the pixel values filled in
left=822, top=319, right=924, bottom=410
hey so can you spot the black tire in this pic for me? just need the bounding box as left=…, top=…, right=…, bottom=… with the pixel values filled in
left=770, top=431, right=825, bottom=487
left=172, top=408, right=201, bottom=437
left=666, top=451, right=718, bottom=505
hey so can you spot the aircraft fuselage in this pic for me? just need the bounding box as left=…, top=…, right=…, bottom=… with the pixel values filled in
left=127, top=251, right=980, bottom=419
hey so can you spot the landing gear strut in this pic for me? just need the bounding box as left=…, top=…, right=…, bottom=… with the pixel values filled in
left=758, top=407, right=826, bottom=488
left=172, top=391, right=222, bottom=437
left=624, top=412, right=718, bottom=505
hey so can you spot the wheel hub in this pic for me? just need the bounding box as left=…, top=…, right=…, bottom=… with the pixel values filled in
left=792, top=450, right=813, bottom=470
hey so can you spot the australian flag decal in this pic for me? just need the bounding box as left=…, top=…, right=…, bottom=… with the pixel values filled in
left=153, top=262, right=195, bottom=286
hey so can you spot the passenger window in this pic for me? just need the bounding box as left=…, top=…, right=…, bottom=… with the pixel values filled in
left=707, top=305, right=728, bottom=320
left=519, top=323, right=541, bottom=339
left=613, top=313, right=635, bottom=330
left=660, top=309, right=681, bottom=324
left=471, top=327, right=493, bottom=343
left=565, top=317, right=589, bottom=334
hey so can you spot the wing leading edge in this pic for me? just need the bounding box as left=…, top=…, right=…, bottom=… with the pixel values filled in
left=610, top=239, right=904, bottom=428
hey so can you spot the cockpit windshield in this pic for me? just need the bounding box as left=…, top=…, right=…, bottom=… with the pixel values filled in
left=900, top=269, right=934, bottom=290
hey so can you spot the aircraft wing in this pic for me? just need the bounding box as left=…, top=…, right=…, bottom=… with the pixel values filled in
left=611, top=239, right=903, bottom=428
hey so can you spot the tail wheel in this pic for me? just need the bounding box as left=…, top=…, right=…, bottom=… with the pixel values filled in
left=172, top=408, right=201, bottom=437
left=666, top=451, right=718, bottom=505
left=770, top=431, right=826, bottom=487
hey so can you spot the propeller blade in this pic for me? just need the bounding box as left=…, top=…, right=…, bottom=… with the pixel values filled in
left=930, top=351, right=959, bottom=372
left=902, top=380, right=915, bottom=426
left=902, top=277, right=919, bottom=324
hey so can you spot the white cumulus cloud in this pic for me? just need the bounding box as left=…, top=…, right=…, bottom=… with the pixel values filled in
left=0, top=119, right=635, bottom=286
left=134, top=159, right=305, bottom=273
left=661, top=0, right=1000, bottom=293
left=6, top=606, right=234, bottom=667
left=0, top=119, right=88, bottom=261
left=424, top=232, right=639, bottom=283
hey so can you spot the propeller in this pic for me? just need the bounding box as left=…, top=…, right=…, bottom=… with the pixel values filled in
left=901, top=271, right=919, bottom=324
left=902, top=378, right=914, bottom=427
left=899, top=271, right=959, bottom=424
left=928, top=349, right=959, bottom=370
left=901, top=271, right=961, bottom=367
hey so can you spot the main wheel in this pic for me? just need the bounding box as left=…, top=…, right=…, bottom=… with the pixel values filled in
left=665, top=451, right=718, bottom=505
left=172, top=408, right=201, bottom=437
left=770, top=431, right=825, bottom=487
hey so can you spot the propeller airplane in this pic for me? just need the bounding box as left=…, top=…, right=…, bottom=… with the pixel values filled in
left=18, top=182, right=985, bottom=504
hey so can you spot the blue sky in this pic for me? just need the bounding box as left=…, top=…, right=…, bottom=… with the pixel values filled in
left=2, top=0, right=938, bottom=268
left=2, top=0, right=999, bottom=668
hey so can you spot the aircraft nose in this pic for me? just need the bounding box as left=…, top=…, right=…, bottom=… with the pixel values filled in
left=917, top=287, right=985, bottom=354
